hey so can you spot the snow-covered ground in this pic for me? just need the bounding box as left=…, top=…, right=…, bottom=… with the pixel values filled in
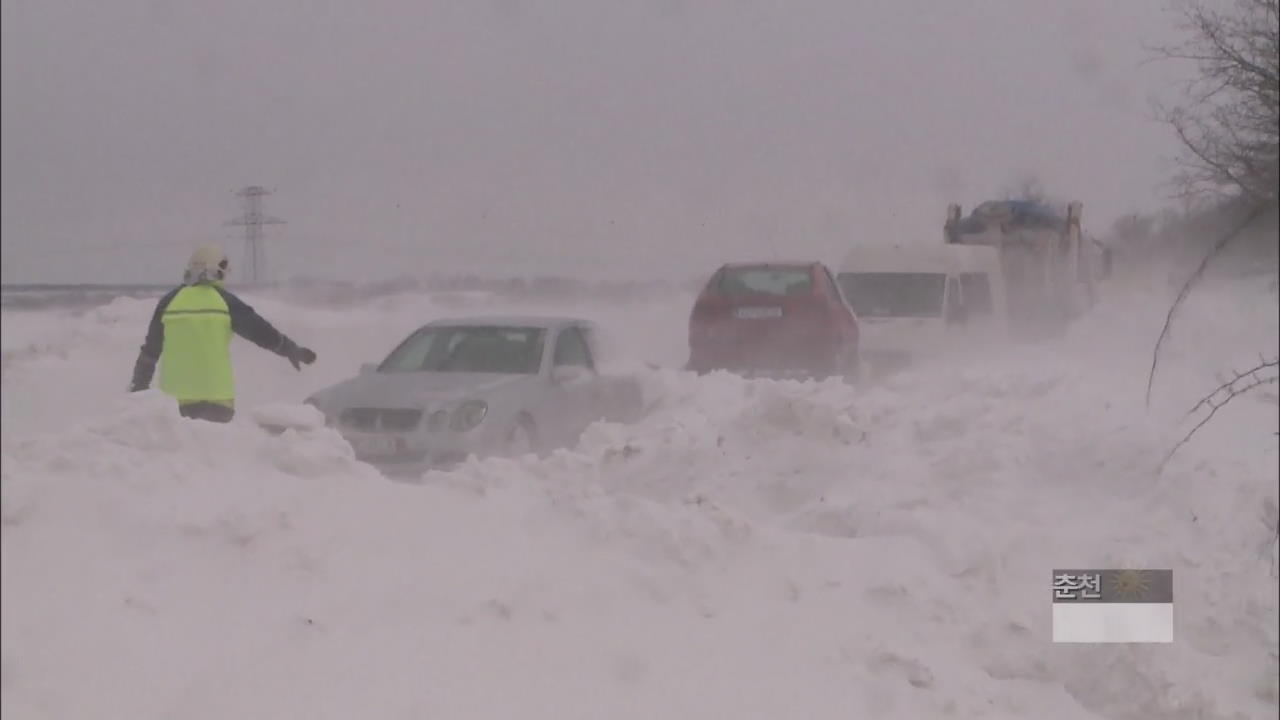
left=2, top=275, right=1277, bottom=719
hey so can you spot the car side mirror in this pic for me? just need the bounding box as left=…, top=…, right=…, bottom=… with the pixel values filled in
left=551, top=365, right=590, bottom=384
left=360, top=362, right=378, bottom=375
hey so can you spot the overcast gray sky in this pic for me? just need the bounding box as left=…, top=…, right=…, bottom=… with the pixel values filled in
left=2, top=0, right=1193, bottom=284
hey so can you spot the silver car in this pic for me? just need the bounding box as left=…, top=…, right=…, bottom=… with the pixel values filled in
left=305, top=315, right=645, bottom=474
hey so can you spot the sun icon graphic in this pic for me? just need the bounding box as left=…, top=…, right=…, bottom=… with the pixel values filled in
left=1110, top=569, right=1151, bottom=600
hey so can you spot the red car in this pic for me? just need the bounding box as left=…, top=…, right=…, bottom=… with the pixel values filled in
left=686, top=262, right=861, bottom=379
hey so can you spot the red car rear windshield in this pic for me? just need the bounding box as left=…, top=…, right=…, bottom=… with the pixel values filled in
left=716, top=266, right=813, bottom=296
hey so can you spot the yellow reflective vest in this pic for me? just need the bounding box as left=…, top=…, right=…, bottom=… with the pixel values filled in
left=159, top=284, right=236, bottom=407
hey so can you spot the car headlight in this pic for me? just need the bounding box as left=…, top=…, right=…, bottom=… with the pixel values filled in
left=303, top=395, right=335, bottom=425
left=449, top=400, right=488, bottom=432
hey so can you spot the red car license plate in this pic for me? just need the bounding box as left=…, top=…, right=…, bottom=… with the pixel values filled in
left=734, top=306, right=783, bottom=319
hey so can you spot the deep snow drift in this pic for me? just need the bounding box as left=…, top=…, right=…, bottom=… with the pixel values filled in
left=2, top=277, right=1277, bottom=719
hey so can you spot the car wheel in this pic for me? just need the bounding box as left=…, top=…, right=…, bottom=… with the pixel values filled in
left=810, top=347, right=842, bottom=381
left=505, top=415, right=539, bottom=458
left=624, top=384, right=646, bottom=423
left=849, top=351, right=869, bottom=385
left=834, top=346, right=863, bottom=385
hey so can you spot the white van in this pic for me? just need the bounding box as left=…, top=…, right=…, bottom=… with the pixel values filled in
left=837, top=244, right=1007, bottom=375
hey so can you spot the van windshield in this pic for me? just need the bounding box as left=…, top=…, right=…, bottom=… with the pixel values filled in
left=838, top=272, right=946, bottom=318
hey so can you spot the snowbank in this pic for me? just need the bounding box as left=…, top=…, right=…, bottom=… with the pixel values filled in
left=1, top=281, right=1276, bottom=718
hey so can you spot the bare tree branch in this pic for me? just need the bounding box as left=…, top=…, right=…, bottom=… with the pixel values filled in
left=1145, top=203, right=1266, bottom=407
left=1168, top=111, right=1261, bottom=202
left=1159, top=358, right=1280, bottom=472
left=1151, top=0, right=1279, bottom=202
left=1185, top=358, right=1280, bottom=416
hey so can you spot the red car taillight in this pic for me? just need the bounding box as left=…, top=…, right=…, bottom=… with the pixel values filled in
left=690, top=297, right=722, bottom=325
left=786, top=298, right=829, bottom=327
left=689, top=297, right=728, bottom=349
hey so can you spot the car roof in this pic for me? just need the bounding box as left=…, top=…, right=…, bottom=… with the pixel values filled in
left=720, top=261, right=820, bottom=269
left=423, top=315, right=592, bottom=330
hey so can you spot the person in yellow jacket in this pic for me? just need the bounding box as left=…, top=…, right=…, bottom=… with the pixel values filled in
left=128, top=244, right=316, bottom=422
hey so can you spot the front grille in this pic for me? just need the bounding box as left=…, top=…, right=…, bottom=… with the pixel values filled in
left=340, top=407, right=423, bottom=432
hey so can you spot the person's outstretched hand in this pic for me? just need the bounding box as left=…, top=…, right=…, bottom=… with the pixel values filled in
left=288, top=346, right=317, bottom=371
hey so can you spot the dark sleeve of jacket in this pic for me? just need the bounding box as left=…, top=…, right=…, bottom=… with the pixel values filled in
left=129, top=287, right=181, bottom=391
left=214, top=286, right=301, bottom=358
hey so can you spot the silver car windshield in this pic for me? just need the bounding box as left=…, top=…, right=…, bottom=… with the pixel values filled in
left=379, top=326, right=546, bottom=374
left=838, top=272, right=946, bottom=318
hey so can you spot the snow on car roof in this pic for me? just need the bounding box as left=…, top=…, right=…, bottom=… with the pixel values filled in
left=424, top=315, right=591, bottom=330
left=721, top=261, right=818, bottom=267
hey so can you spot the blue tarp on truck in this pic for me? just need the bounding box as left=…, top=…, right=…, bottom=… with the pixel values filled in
left=953, top=200, right=1069, bottom=235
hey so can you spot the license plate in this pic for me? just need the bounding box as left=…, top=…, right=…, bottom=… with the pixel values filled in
left=735, top=306, right=783, bottom=319
left=348, top=434, right=401, bottom=456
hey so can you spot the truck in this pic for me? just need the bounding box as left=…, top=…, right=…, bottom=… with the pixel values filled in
left=943, top=200, right=1109, bottom=337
